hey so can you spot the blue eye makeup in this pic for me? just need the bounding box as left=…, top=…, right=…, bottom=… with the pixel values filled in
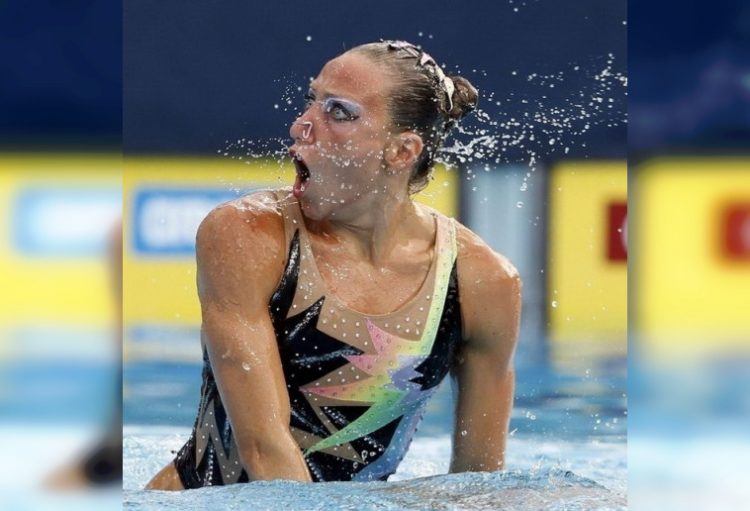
left=322, top=98, right=361, bottom=121
left=303, top=90, right=361, bottom=122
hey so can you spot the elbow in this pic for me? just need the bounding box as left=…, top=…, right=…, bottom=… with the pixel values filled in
left=238, top=439, right=284, bottom=479
left=237, top=435, right=310, bottom=482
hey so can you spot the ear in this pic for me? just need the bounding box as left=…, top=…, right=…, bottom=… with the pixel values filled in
left=384, top=132, right=424, bottom=172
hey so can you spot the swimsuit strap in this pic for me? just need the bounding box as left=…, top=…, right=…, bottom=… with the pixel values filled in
left=273, top=189, right=303, bottom=252
left=446, top=215, right=458, bottom=266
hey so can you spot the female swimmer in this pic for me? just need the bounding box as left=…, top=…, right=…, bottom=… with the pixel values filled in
left=147, top=40, right=521, bottom=489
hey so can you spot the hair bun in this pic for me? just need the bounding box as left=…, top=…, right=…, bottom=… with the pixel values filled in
left=446, top=75, right=478, bottom=120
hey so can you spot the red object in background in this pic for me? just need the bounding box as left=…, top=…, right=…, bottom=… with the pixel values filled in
left=607, top=202, right=627, bottom=261
left=723, top=203, right=750, bottom=260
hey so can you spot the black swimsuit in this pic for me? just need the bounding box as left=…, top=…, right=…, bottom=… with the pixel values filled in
left=174, top=193, right=463, bottom=486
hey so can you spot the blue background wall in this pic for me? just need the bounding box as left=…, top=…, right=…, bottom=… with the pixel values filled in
left=121, top=0, right=626, bottom=156
left=0, top=0, right=628, bottom=157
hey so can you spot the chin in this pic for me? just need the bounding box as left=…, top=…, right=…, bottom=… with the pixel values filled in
left=298, top=194, right=332, bottom=220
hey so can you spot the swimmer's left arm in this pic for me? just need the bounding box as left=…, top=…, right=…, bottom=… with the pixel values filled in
left=449, top=234, right=521, bottom=473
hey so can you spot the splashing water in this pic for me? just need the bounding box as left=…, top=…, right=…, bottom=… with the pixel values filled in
left=439, top=54, right=626, bottom=176
left=218, top=53, right=626, bottom=196
left=506, top=0, right=540, bottom=13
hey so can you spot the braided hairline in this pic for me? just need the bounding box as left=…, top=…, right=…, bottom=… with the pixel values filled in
left=384, top=40, right=455, bottom=117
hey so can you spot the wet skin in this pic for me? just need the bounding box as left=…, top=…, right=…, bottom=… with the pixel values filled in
left=146, top=52, right=521, bottom=490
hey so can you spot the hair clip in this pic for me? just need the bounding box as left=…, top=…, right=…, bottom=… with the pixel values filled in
left=385, top=41, right=454, bottom=113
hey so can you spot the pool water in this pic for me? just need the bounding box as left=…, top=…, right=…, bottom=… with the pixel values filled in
left=123, top=347, right=626, bottom=510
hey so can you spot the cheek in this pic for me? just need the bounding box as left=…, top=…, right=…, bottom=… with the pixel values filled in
left=326, top=122, right=365, bottom=145
left=323, top=128, right=384, bottom=167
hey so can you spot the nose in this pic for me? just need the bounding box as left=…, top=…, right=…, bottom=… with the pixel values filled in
left=289, top=112, right=315, bottom=143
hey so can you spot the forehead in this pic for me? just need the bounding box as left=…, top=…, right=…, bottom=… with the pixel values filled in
left=311, top=53, right=390, bottom=110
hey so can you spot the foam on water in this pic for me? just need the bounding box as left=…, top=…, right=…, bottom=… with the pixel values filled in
left=126, top=472, right=623, bottom=511
left=124, top=426, right=625, bottom=510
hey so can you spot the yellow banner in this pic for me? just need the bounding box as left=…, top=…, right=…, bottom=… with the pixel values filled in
left=0, top=153, right=121, bottom=329
left=634, top=156, right=750, bottom=356
left=547, top=161, right=627, bottom=347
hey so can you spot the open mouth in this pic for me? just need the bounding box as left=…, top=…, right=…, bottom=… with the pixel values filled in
left=290, top=150, right=311, bottom=198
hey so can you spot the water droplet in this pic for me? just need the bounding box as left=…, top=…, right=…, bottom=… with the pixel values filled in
left=242, top=362, right=251, bottom=371
left=305, top=35, right=312, bottom=42
left=516, top=201, right=524, bottom=208
left=551, top=300, right=558, bottom=308
left=460, top=430, right=468, bottom=436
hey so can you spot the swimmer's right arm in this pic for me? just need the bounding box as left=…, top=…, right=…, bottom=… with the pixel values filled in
left=195, top=197, right=312, bottom=482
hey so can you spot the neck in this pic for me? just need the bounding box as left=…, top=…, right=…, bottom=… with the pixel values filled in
left=304, top=187, right=420, bottom=265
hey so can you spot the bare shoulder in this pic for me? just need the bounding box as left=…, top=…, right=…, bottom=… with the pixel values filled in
left=452, top=220, right=522, bottom=348
left=197, top=190, right=285, bottom=244
left=196, top=190, right=288, bottom=307
left=413, top=204, right=519, bottom=286
left=454, top=221, right=521, bottom=289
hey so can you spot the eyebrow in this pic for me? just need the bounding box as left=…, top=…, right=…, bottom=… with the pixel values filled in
left=307, top=85, right=360, bottom=104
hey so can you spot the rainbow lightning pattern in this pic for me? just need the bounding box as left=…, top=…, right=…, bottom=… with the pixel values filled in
left=302, top=224, right=457, bottom=457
